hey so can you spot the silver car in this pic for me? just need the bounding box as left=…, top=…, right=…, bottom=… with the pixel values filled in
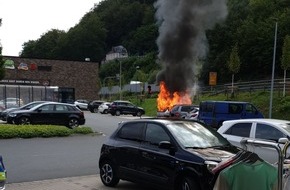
left=217, top=118, right=290, bottom=164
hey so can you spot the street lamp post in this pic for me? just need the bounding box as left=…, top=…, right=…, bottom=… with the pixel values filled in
left=119, top=60, right=122, bottom=100
left=269, top=21, right=278, bottom=118
left=135, top=66, right=140, bottom=101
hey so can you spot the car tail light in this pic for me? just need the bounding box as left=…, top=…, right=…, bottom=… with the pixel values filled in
left=191, top=113, right=197, bottom=117
left=174, top=113, right=180, bottom=117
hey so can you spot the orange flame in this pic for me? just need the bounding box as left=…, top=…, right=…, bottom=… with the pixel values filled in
left=157, top=81, right=192, bottom=111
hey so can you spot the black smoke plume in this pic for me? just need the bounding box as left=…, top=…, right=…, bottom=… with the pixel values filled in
left=155, top=0, right=228, bottom=94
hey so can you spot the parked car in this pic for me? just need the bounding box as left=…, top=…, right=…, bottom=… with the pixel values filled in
left=87, top=100, right=105, bottom=113
left=98, top=102, right=111, bottom=114
left=74, top=99, right=89, bottom=110
left=217, top=118, right=290, bottom=164
left=99, top=118, right=239, bottom=190
left=0, top=156, right=6, bottom=190
left=0, top=98, right=24, bottom=109
left=198, top=101, right=264, bottom=129
left=0, top=101, right=49, bottom=121
left=185, top=107, right=199, bottom=120
left=170, top=104, right=199, bottom=119
left=108, top=100, right=145, bottom=116
left=6, top=102, right=85, bottom=128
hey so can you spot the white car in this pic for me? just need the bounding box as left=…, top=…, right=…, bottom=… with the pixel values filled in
left=185, top=108, right=199, bottom=120
left=74, top=99, right=89, bottom=110
left=217, top=118, right=290, bottom=164
left=98, top=102, right=111, bottom=114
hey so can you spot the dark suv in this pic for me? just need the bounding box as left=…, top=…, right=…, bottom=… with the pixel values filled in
left=98, top=118, right=239, bottom=190
left=108, top=100, right=145, bottom=117
left=170, top=104, right=199, bottom=118
left=87, top=100, right=105, bottom=113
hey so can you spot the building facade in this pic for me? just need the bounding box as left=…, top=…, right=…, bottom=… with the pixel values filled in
left=1, top=56, right=100, bottom=104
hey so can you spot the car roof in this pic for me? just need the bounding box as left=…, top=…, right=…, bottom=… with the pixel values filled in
left=201, top=100, right=249, bottom=104
left=223, top=118, right=290, bottom=125
left=120, top=117, right=202, bottom=125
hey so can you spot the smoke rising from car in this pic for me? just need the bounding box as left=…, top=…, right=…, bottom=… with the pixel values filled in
left=155, top=0, right=228, bottom=94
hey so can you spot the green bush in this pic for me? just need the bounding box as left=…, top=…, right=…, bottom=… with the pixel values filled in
left=0, top=125, right=94, bottom=139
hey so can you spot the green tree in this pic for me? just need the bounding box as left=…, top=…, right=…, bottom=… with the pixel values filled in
left=227, top=43, right=241, bottom=97
left=281, top=35, right=290, bottom=97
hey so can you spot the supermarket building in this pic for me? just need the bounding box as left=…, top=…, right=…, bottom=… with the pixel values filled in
left=0, top=56, right=100, bottom=105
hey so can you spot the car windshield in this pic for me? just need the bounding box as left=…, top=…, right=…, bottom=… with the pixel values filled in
left=167, top=121, right=229, bottom=148
left=280, top=123, right=290, bottom=134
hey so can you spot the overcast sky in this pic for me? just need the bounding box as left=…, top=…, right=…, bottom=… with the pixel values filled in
left=0, top=0, right=101, bottom=56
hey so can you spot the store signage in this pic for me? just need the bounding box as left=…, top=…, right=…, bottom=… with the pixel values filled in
left=18, top=63, right=29, bottom=71
left=0, top=79, right=43, bottom=85
left=3, top=59, right=15, bottom=69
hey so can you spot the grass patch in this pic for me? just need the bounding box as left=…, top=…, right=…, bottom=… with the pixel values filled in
left=0, top=125, right=94, bottom=139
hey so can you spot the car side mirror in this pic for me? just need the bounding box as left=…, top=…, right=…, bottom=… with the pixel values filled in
left=159, top=141, right=173, bottom=149
left=278, top=137, right=289, bottom=144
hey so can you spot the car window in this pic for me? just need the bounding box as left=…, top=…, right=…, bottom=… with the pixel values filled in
left=55, top=105, right=68, bottom=111
left=224, top=123, right=252, bottom=137
left=228, top=104, right=243, bottom=114
left=171, top=106, right=179, bottom=112
left=117, top=122, right=144, bottom=141
left=245, top=104, right=257, bottom=114
left=145, top=123, right=170, bottom=146
left=39, top=104, right=54, bottom=111
left=255, top=123, right=286, bottom=142
left=200, top=102, right=213, bottom=112
left=181, top=106, right=191, bottom=112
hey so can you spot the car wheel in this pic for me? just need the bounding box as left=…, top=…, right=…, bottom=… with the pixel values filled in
left=93, top=108, right=98, bottom=113
left=104, top=109, right=108, bottom=114
left=179, top=176, right=200, bottom=190
left=100, top=160, right=120, bottom=187
left=136, top=111, right=142, bottom=117
left=115, top=110, right=121, bottom=116
left=67, top=118, right=79, bottom=129
left=18, top=116, right=30, bottom=125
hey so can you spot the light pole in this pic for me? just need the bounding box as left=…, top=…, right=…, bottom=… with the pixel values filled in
left=119, top=60, right=122, bottom=100
left=135, top=66, right=140, bottom=101
left=269, top=21, right=278, bottom=118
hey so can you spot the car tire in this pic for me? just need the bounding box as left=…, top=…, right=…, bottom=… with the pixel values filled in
left=67, top=118, right=79, bottom=129
left=104, top=109, right=108, bottom=114
left=93, top=108, right=98, bottom=113
left=18, top=116, right=30, bottom=125
left=100, top=160, right=120, bottom=187
left=115, top=110, right=121, bottom=116
left=136, top=111, right=142, bottom=117
left=179, top=176, right=200, bottom=190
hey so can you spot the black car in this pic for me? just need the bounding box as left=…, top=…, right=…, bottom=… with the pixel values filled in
left=87, top=100, right=105, bottom=113
left=6, top=102, right=85, bottom=128
left=108, top=100, right=145, bottom=116
left=98, top=118, right=239, bottom=190
left=0, top=101, right=49, bottom=121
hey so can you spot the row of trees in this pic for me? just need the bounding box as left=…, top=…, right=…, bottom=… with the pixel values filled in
left=8, top=0, right=290, bottom=86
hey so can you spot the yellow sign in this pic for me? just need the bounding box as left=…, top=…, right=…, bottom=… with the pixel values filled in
left=209, top=72, right=217, bottom=86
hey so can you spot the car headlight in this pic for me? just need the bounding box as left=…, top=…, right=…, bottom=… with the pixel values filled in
left=8, top=113, right=17, bottom=117
left=204, top=160, right=219, bottom=172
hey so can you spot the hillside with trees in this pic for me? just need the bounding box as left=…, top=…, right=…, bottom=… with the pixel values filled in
left=18, top=0, right=290, bottom=86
